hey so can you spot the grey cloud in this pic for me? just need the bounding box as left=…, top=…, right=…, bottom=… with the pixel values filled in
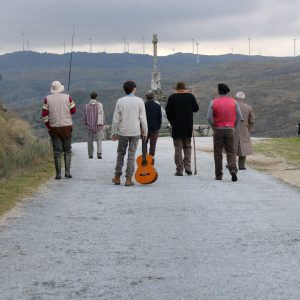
left=0, top=0, right=299, bottom=50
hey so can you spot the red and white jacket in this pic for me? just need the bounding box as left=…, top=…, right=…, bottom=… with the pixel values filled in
left=42, top=93, right=76, bottom=129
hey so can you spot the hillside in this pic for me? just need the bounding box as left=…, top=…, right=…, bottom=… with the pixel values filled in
left=0, top=51, right=300, bottom=140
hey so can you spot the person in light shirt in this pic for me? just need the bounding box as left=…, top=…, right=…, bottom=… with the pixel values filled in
left=111, top=81, right=147, bottom=186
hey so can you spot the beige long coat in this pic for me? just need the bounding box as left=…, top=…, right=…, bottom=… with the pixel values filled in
left=235, top=100, right=255, bottom=156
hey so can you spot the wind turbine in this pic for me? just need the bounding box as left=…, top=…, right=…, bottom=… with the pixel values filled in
left=192, top=38, right=195, bottom=54
left=21, top=31, right=25, bottom=51
left=248, top=36, right=251, bottom=56
left=142, top=37, right=145, bottom=54
left=89, top=38, right=92, bottom=53
left=293, top=39, right=297, bottom=57
left=196, top=41, right=199, bottom=64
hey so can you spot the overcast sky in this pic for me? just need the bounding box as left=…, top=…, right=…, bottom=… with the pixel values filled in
left=0, top=0, right=300, bottom=56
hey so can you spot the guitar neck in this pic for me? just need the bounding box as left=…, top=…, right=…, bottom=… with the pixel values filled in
left=142, top=138, right=147, bottom=161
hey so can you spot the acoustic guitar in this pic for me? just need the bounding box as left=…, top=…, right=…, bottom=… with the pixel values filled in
left=135, top=138, right=158, bottom=184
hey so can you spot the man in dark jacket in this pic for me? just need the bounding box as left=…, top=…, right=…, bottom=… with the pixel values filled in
left=145, top=91, right=162, bottom=157
left=166, top=81, right=199, bottom=176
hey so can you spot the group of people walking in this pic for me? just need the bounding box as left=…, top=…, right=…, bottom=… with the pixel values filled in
left=42, top=80, right=255, bottom=184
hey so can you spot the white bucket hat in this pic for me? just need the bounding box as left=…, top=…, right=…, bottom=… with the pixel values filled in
left=236, top=91, right=246, bottom=99
left=51, top=81, right=64, bottom=93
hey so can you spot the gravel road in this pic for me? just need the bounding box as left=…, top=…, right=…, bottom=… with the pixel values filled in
left=1, top=137, right=300, bottom=300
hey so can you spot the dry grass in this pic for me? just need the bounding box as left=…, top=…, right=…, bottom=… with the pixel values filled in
left=247, top=138, right=300, bottom=188
left=0, top=111, right=50, bottom=178
left=0, top=159, right=53, bottom=216
left=0, top=110, right=52, bottom=216
left=253, top=138, right=300, bottom=168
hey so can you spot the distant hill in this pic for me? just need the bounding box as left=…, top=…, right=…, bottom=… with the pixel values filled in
left=0, top=51, right=300, bottom=140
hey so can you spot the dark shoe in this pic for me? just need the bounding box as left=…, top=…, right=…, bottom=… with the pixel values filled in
left=239, top=167, right=246, bottom=170
left=185, top=169, right=192, bottom=175
left=225, top=165, right=229, bottom=169
left=97, top=153, right=102, bottom=159
left=65, top=173, right=72, bottom=179
left=125, top=177, right=134, bottom=186
left=231, top=171, right=238, bottom=182
left=215, top=176, right=222, bottom=180
left=112, top=175, right=121, bottom=185
left=55, top=174, right=62, bottom=180
left=89, top=156, right=93, bottom=159
left=175, top=171, right=183, bottom=176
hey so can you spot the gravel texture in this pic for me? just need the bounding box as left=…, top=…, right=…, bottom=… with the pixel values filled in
left=1, top=137, right=300, bottom=300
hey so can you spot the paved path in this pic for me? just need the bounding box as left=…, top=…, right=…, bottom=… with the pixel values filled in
left=1, top=137, right=300, bottom=300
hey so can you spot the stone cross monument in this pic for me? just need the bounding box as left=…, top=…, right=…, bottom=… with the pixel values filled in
left=150, top=34, right=167, bottom=111
left=151, top=34, right=161, bottom=90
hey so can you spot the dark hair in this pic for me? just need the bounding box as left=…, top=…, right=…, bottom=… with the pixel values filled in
left=90, top=92, right=98, bottom=99
left=175, top=81, right=186, bottom=90
left=218, top=83, right=230, bottom=95
left=123, top=81, right=136, bottom=95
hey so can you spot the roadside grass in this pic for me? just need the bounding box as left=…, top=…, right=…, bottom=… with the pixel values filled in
left=0, top=158, right=53, bottom=217
left=0, top=110, right=53, bottom=217
left=253, top=138, right=300, bottom=167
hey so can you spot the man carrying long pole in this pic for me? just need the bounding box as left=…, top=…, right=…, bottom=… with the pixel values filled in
left=166, top=81, right=199, bottom=176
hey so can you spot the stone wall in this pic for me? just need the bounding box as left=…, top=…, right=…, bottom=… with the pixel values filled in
left=102, top=124, right=211, bottom=140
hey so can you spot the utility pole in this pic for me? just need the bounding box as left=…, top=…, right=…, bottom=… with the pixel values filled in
left=293, top=38, right=297, bottom=57
left=89, top=38, right=92, bottom=53
left=192, top=38, right=194, bottom=54
left=67, top=25, right=75, bottom=92
left=196, top=40, right=199, bottom=64
left=142, top=37, right=145, bottom=54
left=248, top=36, right=251, bottom=56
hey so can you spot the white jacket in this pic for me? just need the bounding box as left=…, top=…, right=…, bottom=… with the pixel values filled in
left=112, top=94, right=148, bottom=137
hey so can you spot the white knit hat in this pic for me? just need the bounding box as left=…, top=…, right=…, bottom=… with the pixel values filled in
left=51, top=81, right=64, bottom=93
left=236, top=91, right=246, bottom=99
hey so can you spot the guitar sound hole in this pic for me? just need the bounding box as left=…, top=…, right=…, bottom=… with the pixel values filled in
left=139, top=173, right=150, bottom=177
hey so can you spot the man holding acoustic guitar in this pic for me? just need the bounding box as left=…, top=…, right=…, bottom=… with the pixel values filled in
left=111, top=81, right=148, bottom=186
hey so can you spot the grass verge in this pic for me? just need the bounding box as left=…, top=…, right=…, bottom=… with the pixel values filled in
left=0, top=158, right=53, bottom=217
left=253, top=137, right=300, bottom=167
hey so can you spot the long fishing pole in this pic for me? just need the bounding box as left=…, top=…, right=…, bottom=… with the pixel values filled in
left=67, top=25, right=75, bottom=92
